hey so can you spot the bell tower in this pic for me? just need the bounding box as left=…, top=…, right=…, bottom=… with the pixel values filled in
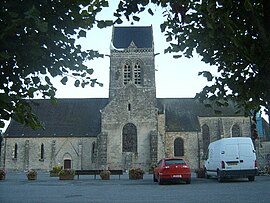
left=99, top=26, right=158, bottom=170
left=109, top=26, right=156, bottom=100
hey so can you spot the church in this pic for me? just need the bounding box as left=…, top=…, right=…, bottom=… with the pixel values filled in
left=0, top=26, right=252, bottom=172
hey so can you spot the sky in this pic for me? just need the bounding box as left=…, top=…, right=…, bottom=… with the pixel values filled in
left=52, top=1, right=215, bottom=99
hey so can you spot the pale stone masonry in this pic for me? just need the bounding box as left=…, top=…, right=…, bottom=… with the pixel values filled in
left=0, top=26, right=252, bottom=172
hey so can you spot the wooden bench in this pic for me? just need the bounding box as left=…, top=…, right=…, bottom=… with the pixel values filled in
left=75, top=170, right=123, bottom=180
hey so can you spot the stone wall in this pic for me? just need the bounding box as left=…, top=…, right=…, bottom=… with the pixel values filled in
left=164, top=132, right=199, bottom=170
left=102, top=45, right=158, bottom=171
left=198, top=116, right=251, bottom=139
left=1, top=137, right=96, bottom=171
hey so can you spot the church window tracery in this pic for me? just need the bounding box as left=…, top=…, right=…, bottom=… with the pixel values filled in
left=123, top=63, right=131, bottom=84
left=123, top=61, right=142, bottom=85
left=134, top=63, right=141, bottom=85
left=122, top=123, right=137, bottom=152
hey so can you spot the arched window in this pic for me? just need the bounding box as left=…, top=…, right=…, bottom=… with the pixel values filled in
left=13, top=143, right=18, bottom=159
left=174, top=138, right=184, bottom=156
left=123, top=63, right=131, bottom=84
left=134, top=63, right=141, bottom=85
left=232, top=124, right=241, bottom=137
left=40, top=143, right=44, bottom=160
left=202, top=124, right=210, bottom=155
left=122, top=123, right=137, bottom=152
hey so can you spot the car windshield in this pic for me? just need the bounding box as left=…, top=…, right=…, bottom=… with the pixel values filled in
left=165, top=159, right=185, bottom=165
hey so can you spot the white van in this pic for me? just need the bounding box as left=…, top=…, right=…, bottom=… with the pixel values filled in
left=204, top=137, right=258, bottom=182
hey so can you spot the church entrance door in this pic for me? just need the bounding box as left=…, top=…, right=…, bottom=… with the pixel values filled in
left=64, top=159, right=71, bottom=169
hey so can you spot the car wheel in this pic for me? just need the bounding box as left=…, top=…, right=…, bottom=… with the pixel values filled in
left=248, top=176, right=255, bottom=181
left=185, top=178, right=191, bottom=184
left=153, top=174, right=158, bottom=182
left=217, top=170, right=223, bottom=183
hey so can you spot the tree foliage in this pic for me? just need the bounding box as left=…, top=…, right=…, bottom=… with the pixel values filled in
left=0, top=0, right=114, bottom=129
left=115, top=0, right=270, bottom=116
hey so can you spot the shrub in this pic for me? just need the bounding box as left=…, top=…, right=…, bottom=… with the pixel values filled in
left=27, top=169, right=37, bottom=180
left=129, top=168, right=144, bottom=180
left=50, top=165, right=63, bottom=176
left=100, top=170, right=111, bottom=180
left=59, top=169, right=75, bottom=176
left=52, top=165, right=63, bottom=173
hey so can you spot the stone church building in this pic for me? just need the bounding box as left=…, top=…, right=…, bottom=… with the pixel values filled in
left=0, top=26, right=252, bottom=172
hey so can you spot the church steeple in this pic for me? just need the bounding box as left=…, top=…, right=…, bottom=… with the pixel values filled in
left=100, top=26, right=158, bottom=170
left=109, top=26, right=156, bottom=100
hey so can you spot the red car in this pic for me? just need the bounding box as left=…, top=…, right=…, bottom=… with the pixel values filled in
left=153, top=158, right=191, bottom=185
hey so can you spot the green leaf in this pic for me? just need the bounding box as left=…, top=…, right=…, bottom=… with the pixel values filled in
left=72, top=73, right=80, bottom=76
left=28, top=87, right=36, bottom=98
left=87, top=69, right=94, bottom=74
left=97, top=21, right=106, bottom=28
left=102, top=0, right=109, bottom=7
left=62, top=67, right=68, bottom=73
left=148, top=8, right=154, bottom=16
left=32, top=77, right=40, bottom=85
left=45, top=76, right=52, bottom=85
left=198, top=71, right=213, bottom=81
left=160, top=23, right=167, bottom=32
left=91, top=79, right=97, bottom=87
left=60, top=77, right=68, bottom=85
left=115, top=18, right=123, bottom=24
left=113, top=12, right=121, bottom=18
left=74, top=80, right=80, bottom=87
left=78, top=30, right=87, bottom=38
left=133, top=16, right=140, bottom=22
left=173, top=55, right=182, bottom=59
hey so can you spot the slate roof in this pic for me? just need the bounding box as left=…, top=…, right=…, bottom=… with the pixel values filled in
left=157, top=98, right=245, bottom=132
left=4, top=98, right=246, bottom=137
left=112, top=26, right=153, bottom=49
left=5, top=98, right=108, bottom=137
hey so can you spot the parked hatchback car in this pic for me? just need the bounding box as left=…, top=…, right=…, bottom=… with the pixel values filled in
left=153, top=158, right=191, bottom=185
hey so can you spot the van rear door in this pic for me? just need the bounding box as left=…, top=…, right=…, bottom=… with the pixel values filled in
left=224, top=143, right=241, bottom=170
left=238, top=143, right=255, bottom=170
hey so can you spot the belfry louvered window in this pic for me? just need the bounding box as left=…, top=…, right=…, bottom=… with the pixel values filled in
left=123, top=63, right=131, bottom=84
left=134, top=63, right=141, bottom=84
